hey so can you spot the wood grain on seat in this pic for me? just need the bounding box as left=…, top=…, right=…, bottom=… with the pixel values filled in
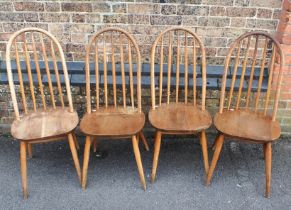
left=149, top=103, right=212, bottom=132
left=214, top=109, right=280, bottom=142
left=205, top=32, right=285, bottom=198
left=80, top=107, right=145, bottom=137
left=11, top=107, right=78, bottom=141
left=81, top=28, right=147, bottom=191
left=6, top=28, right=82, bottom=198
left=149, top=28, right=211, bottom=183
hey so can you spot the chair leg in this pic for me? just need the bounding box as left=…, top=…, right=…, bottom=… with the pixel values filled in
left=139, top=131, right=150, bottom=151
left=68, top=133, right=82, bottom=184
left=264, top=143, right=272, bottom=198
left=200, top=130, right=209, bottom=175
left=27, top=143, right=33, bottom=158
left=93, top=137, right=97, bottom=153
left=82, top=136, right=92, bottom=190
left=206, top=134, right=224, bottom=186
left=151, top=131, right=162, bottom=183
left=20, top=141, right=28, bottom=199
left=72, top=133, right=80, bottom=150
left=211, top=133, right=220, bottom=151
left=132, top=135, right=146, bottom=190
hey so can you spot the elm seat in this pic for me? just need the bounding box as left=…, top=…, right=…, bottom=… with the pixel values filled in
left=149, top=103, right=212, bottom=132
left=214, top=109, right=281, bottom=142
left=11, top=107, right=79, bottom=141
left=80, top=107, right=145, bottom=137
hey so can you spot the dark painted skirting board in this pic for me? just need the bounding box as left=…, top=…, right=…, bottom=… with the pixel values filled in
left=0, top=61, right=268, bottom=91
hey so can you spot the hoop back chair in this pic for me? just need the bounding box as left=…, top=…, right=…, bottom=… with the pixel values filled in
left=80, top=28, right=147, bottom=190
left=6, top=28, right=81, bottom=198
left=206, top=32, right=285, bottom=198
left=149, top=27, right=212, bottom=183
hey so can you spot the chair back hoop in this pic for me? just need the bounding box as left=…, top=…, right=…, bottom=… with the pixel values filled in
left=85, top=27, right=142, bottom=114
left=150, top=27, right=207, bottom=110
left=219, top=31, right=284, bottom=121
left=6, top=27, right=73, bottom=120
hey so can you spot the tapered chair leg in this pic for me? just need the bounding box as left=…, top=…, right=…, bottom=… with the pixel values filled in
left=151, top=131, right=162, bottom=183
left=132, top=135, right=146, bottom=190
left=264, top=142, right=272, bottom=198
left=139, top=132, right=150, bottom=151
left=68, top=133, right=82, bottom=184
left=20, top=141, right=28, bottom=199
left=72, top=133, right=80, bottom=150
left=200, top=130, right=209, bottom=175
left=93, top=137, right=97, bottom=153
left=206, top=134, right=224, bottom=186
left=27, top=143, right=33, bottom=158
left=82, top=136, right=92, bottom=190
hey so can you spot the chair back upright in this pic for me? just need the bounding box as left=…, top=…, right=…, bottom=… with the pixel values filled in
left=6, top=27, right=73, bottom=120
left=219, top=32, right=284, bottom=121
left=150, top=27, right=207, bottom=110
left=85, top=28, right=142, bottom=114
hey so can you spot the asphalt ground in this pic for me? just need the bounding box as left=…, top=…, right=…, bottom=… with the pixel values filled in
left=0, top=133, right=291, bottom=210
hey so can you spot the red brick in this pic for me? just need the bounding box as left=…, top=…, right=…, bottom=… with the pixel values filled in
left=281, top=45, right=291, bottom=55
left=276, top=22, right=291, bottom=33
left=112, top=3, right=127, bottom=13
left=281, top=35, right=291, bottom=44
left=280, top=92, right=291, bottom=100
left=14, top=2, right=44, bottom=11
left=283, top=55, right=291, bottom=63
left=279, top=10, right=291, bottom=24
left=45, top=2, right=60, bottom=12
left=61, top=3, right=92, bottom=12
left=0, top=33, right=12, bottom=41
left=72, top=14, right=85, bottom=23
left=92, top=3, right=110, bottom=12
left=39, top=13, right=70, bottom=23
left=210, top=6, right=225, bottom=16
left=257, top=9, right=272, bottom=18
left=250, top=0, right=282, bottom=8
left=283, top=0, right=291, bottom=12
left=225, top=7, right=256, bottom=17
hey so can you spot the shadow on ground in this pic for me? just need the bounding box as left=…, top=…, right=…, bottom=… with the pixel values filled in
left=0, top=133, right=291, bottom=210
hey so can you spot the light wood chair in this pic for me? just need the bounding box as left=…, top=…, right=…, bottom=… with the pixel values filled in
left=149, top=27, right=212, bottom=183
left=206, top=32, right=285, bottom=198
left=6, top=28, right=81, bottom=198
left=80, top=27, right=148, bottom=190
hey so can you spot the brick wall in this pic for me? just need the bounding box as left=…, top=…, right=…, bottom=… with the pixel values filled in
left=1, top=0, right=291, bottom=135
left=275, top=0, right=291, bottom=135
left=0, top=0, right=282, bottom=63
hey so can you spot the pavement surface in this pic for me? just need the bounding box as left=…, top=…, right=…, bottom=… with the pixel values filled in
left=0, top=132, right=291, bottom=210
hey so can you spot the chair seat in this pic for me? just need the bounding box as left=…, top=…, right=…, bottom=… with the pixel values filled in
left=80, top=107, right=145, bottom=137
left=149, top=103, right=212, bottom=132
left=214, top=109, right=281, bottom=142
left=11, top=107, right=79, bottom=141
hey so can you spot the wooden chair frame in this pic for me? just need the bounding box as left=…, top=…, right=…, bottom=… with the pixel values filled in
left=149, top=27, right=211, bottom=183
left=206, top=31, right=285, bottom=198
left=6, top=27, right=81, bottom=198
left=81, top=27, right=148, bottom=190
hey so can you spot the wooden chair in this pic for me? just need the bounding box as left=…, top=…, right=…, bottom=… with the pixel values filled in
left=149, top=27, right=212, bottom=183
left=6, top=28, right=81, bottom=198
left=80, top=28, right=148, bottom=190
left=206, top=32, right=284, bottom=198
